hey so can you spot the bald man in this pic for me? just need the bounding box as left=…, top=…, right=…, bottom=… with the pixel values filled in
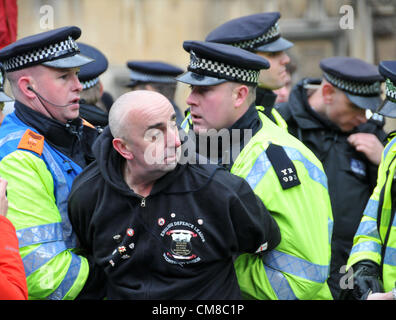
left=67, top=90, right=280, bottom=299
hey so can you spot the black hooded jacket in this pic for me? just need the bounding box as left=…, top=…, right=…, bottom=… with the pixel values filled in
left=68, top=127, right=280, bottom=299
left=276, top=78, right=387, bottom=298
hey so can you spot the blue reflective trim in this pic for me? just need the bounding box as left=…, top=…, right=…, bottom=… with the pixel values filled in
left=46, top=252, right=82, bottom=300
left=245, top=151, right=273, bottom=190
left=264, top=265, right=297, bottom=300
left=328, top=218, right=334, bottom=245
left=384, top=246, right=396, bottom=267
left=181, top=114, right=191, bottom=130
left=0, top=130, right=25, bottom=148
left=264, top=250, right=328, bottom=283
left=42, top=146, right=80, bottom=249
left=284, top=146, right=328, bottom=190
left=355, top=220, right=380, bottom=240
left=350, top=240, right=382, bottom=256
left=16, top=223, right=64, bottom=248
left=383, top=137, right=396, bottom=159
left=363, top=199, right=379, bottom=219
left=23, top=241, right=67, bottom=277
left=245, top=146, right=328, bottom=191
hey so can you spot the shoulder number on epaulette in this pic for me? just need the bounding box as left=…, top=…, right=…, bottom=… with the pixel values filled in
left=17, top=129, right=44, bottom=156
left=266, top=143, right=301, bottom=190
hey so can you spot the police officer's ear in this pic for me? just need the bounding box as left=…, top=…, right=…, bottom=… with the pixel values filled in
left=15, top=76, right=36, bottom=99
left=232, top=84, right=249, bottom=108
left=112, top=138, right=134, bottom=161
left=321, top=81, right=336, bottom=105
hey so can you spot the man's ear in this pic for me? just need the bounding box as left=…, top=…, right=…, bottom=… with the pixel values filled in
left=112, top=138, right=134, bottom=160
left=232, top=85, right=249, bottom=108
left=322, top=82, right=335, bottom=104
left=18, top=77, right=36, bottom=99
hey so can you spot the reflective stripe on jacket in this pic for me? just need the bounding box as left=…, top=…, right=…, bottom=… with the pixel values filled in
left=348, top=137, right=396, bottom=292
left=0, top=112, right=89, bottom=300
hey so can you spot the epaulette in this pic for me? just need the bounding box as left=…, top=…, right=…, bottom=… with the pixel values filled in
left=266, top=143, right=301, bottom=190
left=17, top=129, right=44, bottom=156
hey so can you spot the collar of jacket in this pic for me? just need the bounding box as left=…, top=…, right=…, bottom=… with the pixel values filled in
left=14, top=100, right=84, bottom=152
left=255, top=87, right=277, bottom=108
left=79, top=103, right=108, bottom=128
left=229, top=102, right=262, bottom=135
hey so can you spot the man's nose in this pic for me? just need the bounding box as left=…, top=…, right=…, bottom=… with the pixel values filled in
left=186, top=90, right=197, bottom=107
left=281, top=52, right=290, bottom=65
left=167, top=127, right=181, bottom=148
left=72, top=75, right=83, bottom=92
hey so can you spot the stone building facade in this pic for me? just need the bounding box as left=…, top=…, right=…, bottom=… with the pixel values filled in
left=13, top=0, right=396, bottom=128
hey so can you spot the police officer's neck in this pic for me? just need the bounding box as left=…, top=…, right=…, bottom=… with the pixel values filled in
left=308, top=87, right=325, bottom=115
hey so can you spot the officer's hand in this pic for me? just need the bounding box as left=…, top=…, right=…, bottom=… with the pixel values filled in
left=367, top=291, right=394, bottom=300
left=347, top=133, right=384, bottom=165
left=352, top=260, right=384, bottom=300
left=0, top=178, right=8, bottom=217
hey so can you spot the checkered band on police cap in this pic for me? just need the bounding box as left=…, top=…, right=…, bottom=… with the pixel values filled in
left=188, top=50, right=259, bottom=84
left=232, top=23, right=280, bottom=50
left=2, top=36, right=80, bottom=72
left=82, top=77, right=99, bottom=90
left=323, top=72, right=381, bottom=96
left=385, top=78, right=396, bottom=102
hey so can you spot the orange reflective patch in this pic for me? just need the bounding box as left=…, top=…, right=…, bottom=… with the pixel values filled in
left=82, top=118, right=95, bottom=128
left=17, top=129, right=44, bottom=156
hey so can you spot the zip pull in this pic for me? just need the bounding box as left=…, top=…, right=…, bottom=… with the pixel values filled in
left=140, top=197, right=146, bottom=207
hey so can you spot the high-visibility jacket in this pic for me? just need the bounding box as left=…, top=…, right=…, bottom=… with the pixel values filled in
left=182, top=107, right=333, bottom=299
left=348, top=136, right=396, bottom=292
left=0, top=112, right=90, bottom=299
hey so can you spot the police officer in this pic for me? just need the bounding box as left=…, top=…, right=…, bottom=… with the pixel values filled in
left=276, top=57, right=387, bottom=299
left=205, top=12, right=292, bottom=129
left=126, top=60, right=184, bottom=125
left=0, top=26, right=100, bottom=299
left=0, top=64, right=13, bottom=125
left=345, top=60, right=396, bottom=300
left=78, top=42, right=111, bottom=130
left=177, top=40, right=333, bottom=300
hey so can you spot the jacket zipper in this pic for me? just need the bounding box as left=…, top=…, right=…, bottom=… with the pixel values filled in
left=140, top=197, right=146, bottom=207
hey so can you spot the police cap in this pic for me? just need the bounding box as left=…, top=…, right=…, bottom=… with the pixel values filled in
left=376, top=60, right=396, bottom=118
left=177, top=40, right=270, bottom=86
left=205, top=12, right=293, bottom=53
left=126, top=61, right=184, bottom=87
left=0, top=26, right=93, bottom=72
left=77, top=42, right=108, bottom=90
left=319, top=57, right=383, bottom=111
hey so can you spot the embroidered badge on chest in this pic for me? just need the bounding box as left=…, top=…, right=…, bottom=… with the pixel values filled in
left=159, top=213, right=206, bottom=265
left=266, top=143, right=301, bottom=190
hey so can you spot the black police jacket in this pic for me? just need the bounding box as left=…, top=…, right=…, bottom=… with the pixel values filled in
left=276, top=78, right=387, bottom=298
left=68, top=126, right=280, bottom=299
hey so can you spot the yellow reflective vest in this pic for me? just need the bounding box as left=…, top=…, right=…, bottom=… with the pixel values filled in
left=348, top=136, right=396, bottom=292
left=182, top=107, right=334, bottom=299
